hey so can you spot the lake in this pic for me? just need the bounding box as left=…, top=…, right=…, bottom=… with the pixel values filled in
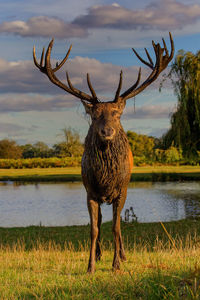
left=0, top=181, right=200, bottom=227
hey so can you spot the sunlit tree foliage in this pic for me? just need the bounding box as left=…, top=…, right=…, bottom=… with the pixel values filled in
left=0, top=139, right=22, bottom=159
left=53, top=128, right=84, bottom=157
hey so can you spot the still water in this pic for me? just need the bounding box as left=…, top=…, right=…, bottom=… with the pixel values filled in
left=0, top=181, right=200, bottom=227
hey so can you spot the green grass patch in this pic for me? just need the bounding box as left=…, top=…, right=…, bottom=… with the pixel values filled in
left=0, top=166, right=200, bottom=182
left=0, top=220, right=200, bottom=299
left=0, top=167, right=82, bottom=182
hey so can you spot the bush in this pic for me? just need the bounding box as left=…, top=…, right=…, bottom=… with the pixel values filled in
left=0, top=157, right=82, bottom=169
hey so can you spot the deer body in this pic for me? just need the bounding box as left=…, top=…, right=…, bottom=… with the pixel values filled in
left=33, top=33, right=174, bottom=273
left=82, top=130, right=132, bottom=203
left=81, top=104, right=133, bottom=272
left=82, top=103, right=133, bottom=204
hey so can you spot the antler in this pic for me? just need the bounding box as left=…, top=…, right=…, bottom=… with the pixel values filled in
left=33, top=39, right=99, bottom=103
left=114, top=32, right=174, bottom=103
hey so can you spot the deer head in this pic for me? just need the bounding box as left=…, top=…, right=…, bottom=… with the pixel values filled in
left=33, top=33, right=174, bottom=141
left=82, top=101, right=125, bottom=141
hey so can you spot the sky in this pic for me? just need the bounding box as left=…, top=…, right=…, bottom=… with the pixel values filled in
left=0, top=0, right=200, bottom=145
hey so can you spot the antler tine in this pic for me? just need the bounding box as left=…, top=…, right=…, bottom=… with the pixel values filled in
left=66, top=71, right=77, bottom=93
left=132, top=48, right=152, bottom=69
left=169, top=32, right=174, bottom=60
left=162, top=38, right=168, bottom=57
left=152, top=40, right=159, bottom=54
left=45, top=38, right=54, bottom=70
left=33, top=39, right=98, bottom=103
left=119, top=67, right=141, bottom=100
left=33, top=46, right=42, bottom=70
left=66, top=71, right=99, bottom=103
left=117, top=33, right=174, bottom=103
left=144, top=48, right=154, bottom=69
left=87, top=73, right=98, bottom=101
left=114, top=70, right=123, bottom=102
left=53, top=44, right=72, bottom=72
left=40, top=47, right=45, bottom=67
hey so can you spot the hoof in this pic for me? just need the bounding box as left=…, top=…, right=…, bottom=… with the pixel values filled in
left=95, top=255, right=101, bottom=262
left=112, top=265, right=120, bottom=272
left=120, top=255, right=127, bottom=262
left=95, top=250, right=102, bottom=262
left=96, top=244, right=102, bottom=262
left=87, top=267, right=95, bottom=274
left=112, top=261, right=120, bottom=271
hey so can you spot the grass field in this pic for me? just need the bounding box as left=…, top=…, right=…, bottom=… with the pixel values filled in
left=0, top=165, right=200, bottom=182
left=0, top=220, right=200, bottom=299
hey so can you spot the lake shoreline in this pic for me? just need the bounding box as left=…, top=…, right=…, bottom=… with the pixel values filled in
left=0, top=165, right=200, bottom=182
left=0, top=218, right=199, bottom=249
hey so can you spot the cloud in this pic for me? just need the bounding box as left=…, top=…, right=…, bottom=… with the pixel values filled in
left=0, top=121, right=40, bottom=140
left=0, top=122, right=25, bottom=134
left=73, top=0, right=200, bottom=31
left=0, top=54, right=166, bottom=112
left=0, top=56, right=152, bottom=97
left=1, top=1, right=200, bottom=39
left=0, top=93, right=79, bottom=112
left=0, top=16, right=88, bottom=38
left=123, top=104, right=173, bottom=120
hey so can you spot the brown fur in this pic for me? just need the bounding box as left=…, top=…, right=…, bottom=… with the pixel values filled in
left=81, top=102, right=133, bottom=272
left=82, top=126, right=131, bottom=204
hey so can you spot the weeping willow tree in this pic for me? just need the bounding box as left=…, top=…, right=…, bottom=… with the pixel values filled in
left=162, top=50, right=200, bottom=157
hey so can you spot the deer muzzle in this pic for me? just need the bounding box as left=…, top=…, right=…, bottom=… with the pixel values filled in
left=99, top=127, right=116, bottom=140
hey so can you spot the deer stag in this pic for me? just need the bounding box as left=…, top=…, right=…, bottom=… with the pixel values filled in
left=33, top=33, right=174, bottom=273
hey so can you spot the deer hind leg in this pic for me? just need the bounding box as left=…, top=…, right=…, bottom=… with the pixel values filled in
left=87, top=197, right=99, bottom=273
left=112, top=194, right=126, bottom=270
left=96, top=205, right=102, bottom=261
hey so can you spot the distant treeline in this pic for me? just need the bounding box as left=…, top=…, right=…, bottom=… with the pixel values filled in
left=0, top=129, right=199, bottom=168
left=0, top=128, right=84, bottom=160
left=127, top=131, right=199, bottom=166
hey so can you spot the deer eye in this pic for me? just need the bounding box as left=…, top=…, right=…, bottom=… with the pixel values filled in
left=92, top=112, right=101, bottom=120
left=111, top=110, right=119, bottom=117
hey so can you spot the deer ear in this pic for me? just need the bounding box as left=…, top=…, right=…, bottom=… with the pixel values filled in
left=117, top=100, right=125, bottom=111
left=81, top=100, right=93, bottom=115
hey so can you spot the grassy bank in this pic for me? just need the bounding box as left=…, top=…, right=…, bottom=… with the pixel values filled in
left=0, top=220, right=200, bottom=299
left=0, top=166, right=200, bottom=182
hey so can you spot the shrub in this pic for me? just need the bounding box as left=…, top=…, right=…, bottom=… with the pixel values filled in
left=0, top=157, right=82, bottom=169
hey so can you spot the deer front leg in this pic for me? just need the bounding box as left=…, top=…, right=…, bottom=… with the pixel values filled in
left=112, top=203, right=121, bottom=270
left=112, top=200, right=125, bottom=270
left=119, top=230, right=126, bottom=261
left=87, top=197, right=99, bottom=273
left=96, top=205, right=102, bottom=261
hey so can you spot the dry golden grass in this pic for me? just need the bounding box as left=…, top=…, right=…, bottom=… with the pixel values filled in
left=0, top=227, right=200, bottom=299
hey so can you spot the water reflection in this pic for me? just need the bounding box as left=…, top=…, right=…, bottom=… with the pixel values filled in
left=0, top=181, right=199, bottom=227
left=161, top=182, right=200, bottom=219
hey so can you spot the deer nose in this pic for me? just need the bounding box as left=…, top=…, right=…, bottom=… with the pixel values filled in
left=101, top=127, right=115, bottom=137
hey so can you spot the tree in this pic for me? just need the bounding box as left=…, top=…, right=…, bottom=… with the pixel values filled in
left=0, top=139, right=22, bottom=159
left=127, top=131, right=155, bottom=159
left=161, top=50, right=200, bottom=157
left=21, top=144, right=35, bottom=158
left=53, top=128, right=83, bottom=157
left=21, top=142, right=52, bottom=158
left=154, top=146, right=182, bottom=163
left=33, top=142, right=52, bottom=158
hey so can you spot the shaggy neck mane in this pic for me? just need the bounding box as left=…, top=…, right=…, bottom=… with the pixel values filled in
left=84, top=125, right=129, bottom=174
